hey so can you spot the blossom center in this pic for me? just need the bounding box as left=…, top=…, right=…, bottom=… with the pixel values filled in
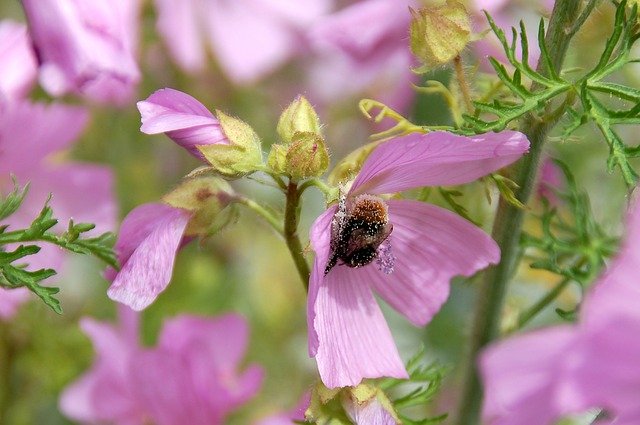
left=325, top=194, right=394, bottom=275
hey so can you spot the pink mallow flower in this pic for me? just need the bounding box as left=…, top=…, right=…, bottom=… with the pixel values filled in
left=137, top=88, right=228, bottom=161
left=0, top=100, right=116, bottom=318
left=0, top=20, right=37, bottom=102
left=480, top=194, right=640, bottom=424
left=61, top=309, right=263, bottom=425
left=107, top=202, right=192, bottom=311
left=308, top=0, right=417, bottom=112
left=21, top=0, right=141, bottom=105
left=154, top=0, right=332, bottom=84
left=309, top=130, right=530, bottom=388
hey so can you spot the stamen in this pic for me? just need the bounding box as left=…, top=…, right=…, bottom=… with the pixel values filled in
left=375, top=239, right=395, bottom=275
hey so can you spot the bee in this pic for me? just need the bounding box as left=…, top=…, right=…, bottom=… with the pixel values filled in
left=325, top=194, right=393, bottom=275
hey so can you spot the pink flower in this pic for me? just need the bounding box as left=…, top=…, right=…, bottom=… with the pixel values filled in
left=0, top=100, right=116, bottom=318
left=59, top=306, right=145, bottom=425
left=137, top=88, right=228, bottom=160
left=154, top=0, right=332, bottom=84
left=308, top=0, right=417, bottom=112
left=132, top=315, right=264, bottom=425
left=0, top=20, right=37, bottom=102
left=480, top=194, right=640, bottom=424
left=21, top=0, right=141, bottom=105
left=309, top=130, right=530, bottom=388
left=61, top=309, right=263, bottom=425
left=107, top=202, right=192, bottom=311
left=537, top=158, right=565, bottom=205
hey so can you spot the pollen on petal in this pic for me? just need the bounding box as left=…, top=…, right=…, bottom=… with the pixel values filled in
left=375, top=239, right=395, bottom=275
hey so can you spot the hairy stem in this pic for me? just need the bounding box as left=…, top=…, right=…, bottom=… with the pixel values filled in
left=453, top=55, right=474, bottom=114
left=284, top=181, right=311, bottom=292
left=453, top=1, right=584, bottom=423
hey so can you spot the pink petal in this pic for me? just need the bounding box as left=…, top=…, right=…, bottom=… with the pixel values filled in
left=131, top=314, right=263, bottom=425
left=107, top=204, right=191, bottom=310
left=366, top=200, right=500, bottom=326
left=131, top=350, right=217, bottom=425
left=0, top=20, right=37, bottom=101
left=310, top=0, right=410, bottom=62
left=22, top=0, right=140, bottom=104
left=313, top=265, right=408, bottom=388
left=158, top=314, right=250, bottom=373
left=60, top=318, right=144, bottom=424
left=307, top=205, right=337, bottom=356
left=480, top=326, right=577, bottom=425
left=154, top=0, right=208, bottom=72
left=350, top=131, right=529, bottom=196
left=137, top=88, right=227, bottom=159
left=0, top=101, right=88, bottom=175
left=205, top=0, right=297, bottom=83
left=343, top=395, right=398, bottom=425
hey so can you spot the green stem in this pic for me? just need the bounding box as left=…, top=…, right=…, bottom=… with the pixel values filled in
left=453, top=1, right=584, bottom=423
left=512, top=276, right=572, bottom=332
left=234, top=196, right=284, bottom=235
left=284, top=181, right=311, bottom=292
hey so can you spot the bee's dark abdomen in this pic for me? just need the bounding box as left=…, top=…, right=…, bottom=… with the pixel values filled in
left=342, top=246, right=377, bottom=268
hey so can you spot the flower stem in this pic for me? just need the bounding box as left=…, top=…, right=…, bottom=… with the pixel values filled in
left=234, top=196, right=284, bottom=235
left=453, top=55, right=473, bottom=114
left=453, top=1, right=584, bottom=423
left=512, top=276, right=572, bottom=332
left=285, top=181, right=311, bottom=292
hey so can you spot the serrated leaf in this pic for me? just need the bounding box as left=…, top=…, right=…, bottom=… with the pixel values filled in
left=0, top=179, right=29, bottom=221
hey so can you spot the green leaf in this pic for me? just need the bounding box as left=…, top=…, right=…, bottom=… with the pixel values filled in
left=0, top=178, right=29, bottom=221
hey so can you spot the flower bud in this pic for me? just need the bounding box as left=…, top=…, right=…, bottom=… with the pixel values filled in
left=197, top=110, right=264, bottom=178
left=277, top=95, right=322, bottom=144
left=268, top=132, right=329, bottom=180
left=163, top=176, right=236, bottom=236
left=409, top=1, right=471, bottom=72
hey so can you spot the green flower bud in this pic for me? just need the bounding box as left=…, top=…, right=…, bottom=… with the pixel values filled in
left=277, top=95, right=322, bottom=144
left=197, top=110, right=263, bottom=178
left=163, top=176, right=237, bottom=237
left=409, top=1, right=471, bottom=72
left=267, top=143, right=288, bottom=174
left=285, top=132, right=329, bottom=180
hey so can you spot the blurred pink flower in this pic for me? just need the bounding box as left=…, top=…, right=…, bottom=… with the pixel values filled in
left=21, top=0, right=141, bottom=105
left=309, top=130, right=530, bottom=388
left=0, top=20, right=37, bottom=102
left=137, top=88, right=228, bottom=160
left=308, top=0, right=416, bottom=112
left=107, top=202, right=192, bottom=311
left=0, top=100, right=116, bottom=318
left=481, top=194, right=640, bottom=424
left=61, top=309, right=263, bottom=425
left=132, top=315, right=264, bottom=425
left=154, top=0, right=333, bottom=84
left=59, top=306, right=145, bottom=425
left=537, top=158, right=565, bottom=205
